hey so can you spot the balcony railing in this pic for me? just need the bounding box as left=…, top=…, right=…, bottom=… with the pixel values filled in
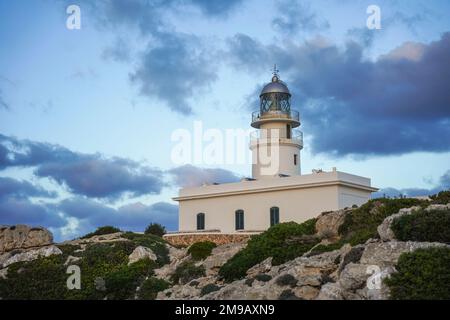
left=251, top=109, right=300, bottom=123
left=250, top=129, right=303, bottom=147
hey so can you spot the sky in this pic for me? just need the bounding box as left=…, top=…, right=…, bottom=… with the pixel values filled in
left=0, top=0, right=449, bottom=241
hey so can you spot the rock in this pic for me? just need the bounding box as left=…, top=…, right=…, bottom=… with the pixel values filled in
left=63, top=232, right=127, bottom=246
left=425, top=204, right=450, bottom=211
left=316, top=283, right=344, bottom=300
left=365, top=266, right=395, bottom=300
left=338, top=263, right=371, bottom=291
left=360, top=241, right=448, bottom=268
left=337, top=244, right=365, bottom=275
left=166, top=244, right=187, bottom=262
left=0, top=268, right=7, bottom=279
left=202, top=243, right=246, bottom=276
left=315, top=209, right=348, bottom=240
left=377, top=206, right=421, bottom=241
left=0, top=245, right=62, bottom=268
left=128, top=246, right=157, bottom=265
left=246, top=257, right=272, bottom=278
left=0, top=225, right=53, bottom=253
left=293, top=286, right=320, bottom=300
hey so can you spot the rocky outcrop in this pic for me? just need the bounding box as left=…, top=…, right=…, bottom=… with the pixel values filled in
left=377, top=206, right=421, bottom=241
left=0, top=225, right=53, bottom=253
left=163, top=233, right=252, bottom=246
left=202, top=243, right=246, bottom=276
left=315, top=209, right=349, bottom=240
left=0, top=245, right=62, bottom=269
left=128, top=246, right=157, bottom=265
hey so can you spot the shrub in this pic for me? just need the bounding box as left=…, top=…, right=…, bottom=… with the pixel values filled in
left=188, top=241, right=217, bottom=261
left=219, top=220, right=318, bottom=282
left=275, top=274, right=298, bottom=287
left=279, top=289, right=300, bottom=300
left=105, top=258, right=156, bottom=300
left=385, top=247, right=450, bottom=300
left=138, top=277, right=170, bottom=300
left=254, top=274, right=272, bottom=282
left=200, top=284, right=220, bottom=296
left=145, top=223, right=166, bottom=237
left=391, top=209, right=450, bottom=243
left=338, top=198, right=427, bottom=245
left=81, top=226, right=121, bottom=239
left=430, top=190, right=450, bottom=204
left=171, top=261, right=205, bottom=285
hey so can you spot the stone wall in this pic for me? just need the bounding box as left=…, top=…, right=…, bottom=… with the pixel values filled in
left=163, top=233, right=255, bottom=246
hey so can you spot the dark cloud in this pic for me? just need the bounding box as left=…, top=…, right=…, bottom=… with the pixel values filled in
left=0, top=197, right=66, bottom=228
left=373, top=170, right=450, bottom=198
left=227, top=33, right=450, bottom=156
left=169, top=164, right=241, bottom=188
left=188, top=0, right=243, bottom=16
left=58, top=197, right=178, bottom=232
left=272, top=0, right=329, bottom=35
left=0, top=177, right=57, bottom=199
left=130, top=33, right=217, bottom=115
left=0, top=134, right=165, bottom=199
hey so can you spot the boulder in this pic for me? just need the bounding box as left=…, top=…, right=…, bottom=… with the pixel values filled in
left=360, top=241, right=448, bottom=268
left=128, top=246, right=157, bottom=265
left=202, top=243, right=246, bottom=276
left=338, top=263, right=371, bottom=291
left=0, top=225, right=53, bottom=253
left=425, top=204, right=450, bottom=211
left=246, top=257, right=273, bottom=278
left=293, top=286, right=320, bottom=300
left=0, top=267, right=7, bottom=279
left=315, top=209, right=348, bottom=239
left=0, top=245, right=62, bottom=268
left=377, top=206, right=421, bottom=241
left=316, top=283, right=344, bottom=300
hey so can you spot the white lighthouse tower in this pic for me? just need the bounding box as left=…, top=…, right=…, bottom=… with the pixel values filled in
left=250, top=66, right=303, bottom=179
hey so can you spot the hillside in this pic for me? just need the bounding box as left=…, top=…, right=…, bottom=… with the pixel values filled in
left=1, top=191, right=449, bottom=300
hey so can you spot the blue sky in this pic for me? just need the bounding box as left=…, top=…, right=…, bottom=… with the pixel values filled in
left=1, top=0, right=449, bottom=240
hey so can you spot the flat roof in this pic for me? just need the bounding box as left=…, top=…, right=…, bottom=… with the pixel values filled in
left=173, top=170, right=378, bottom=201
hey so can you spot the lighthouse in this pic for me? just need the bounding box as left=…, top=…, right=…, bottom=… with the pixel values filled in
left=250, top=66, right=303, bottom=179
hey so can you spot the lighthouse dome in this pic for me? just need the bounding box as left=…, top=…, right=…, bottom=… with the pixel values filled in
left=260, top=74, right=290, bottom=96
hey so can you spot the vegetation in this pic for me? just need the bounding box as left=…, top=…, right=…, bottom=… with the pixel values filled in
left=171, top=261, right=206, bottom=285
left=430, top=190, right=450, bottom=204
left=188, top=241, right=217, bottom=261
left=219, top=219, right=318, bottom=282
left=200, top=284, right=220, bottom=296
left=144, top=223, right=166, bottom=237
left=138, top=277, right=170, bottom=300
left=80, top=226, right=121, bottom=239
left=338, top=198, right=427, bottom=246
left=385, top=247, right=450, bottom=300
left=391, top=209, right=450, bottom=243
left=0, top=232, right=169, bottom=300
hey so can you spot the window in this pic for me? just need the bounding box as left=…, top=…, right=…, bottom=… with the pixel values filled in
left=235, top=210, right=244, bottom=230
left=197, top=213, right=205, bottom=230
left=270, top=207, right=280, bottom=227
left=286, top=125, right=291, bottom=139
left=294, top=154, right=297, bottom=165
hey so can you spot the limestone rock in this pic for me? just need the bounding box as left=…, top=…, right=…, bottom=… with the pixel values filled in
left=0, top=225, right=53, bottom=253
left=377, top=206, right=421, bottom=241
left=315, top=209, right=348, bottom=239
left=246, top=257, right=272, bottom=278
left=338, top=263, right=371, bottom=291
left=293, top=286, right=320, bottom=300
left=0, top=267, right=8, bottom=279
left=64, top=255, right=82, bottom=266
left=360, top=241, right=448, bottom=268
left=425, top=204, right=450, bottom=211
left=0, top=245, right=62, bottom=268
left=316, top=283, right=344, bottom=300
left=128, top=246, right=157, bottom=265
left=203, top=243, right=246, bottom=276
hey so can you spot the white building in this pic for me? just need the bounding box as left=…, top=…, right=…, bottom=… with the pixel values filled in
left=166, top=70, right=378, bottom=245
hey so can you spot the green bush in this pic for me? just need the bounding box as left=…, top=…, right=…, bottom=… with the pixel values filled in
left=188, top=241, right=217, bottom=261
left=81, top=226, right=121, bottom=239
left=430, top=190, right=450, bottom=204
left=200, top=283, right=220, bottom=296
left=219, top=220, right=318, bottom=282
left=338, top=198, right=427, bottom=245
left=171, top=261, right=205, bottom=285
left=105, top=258, right=156, bottom=300
left=138, top=277, right=170, bottom=300
left=144, top=223, right=166, bottom=237
left=385, top=247, right=450, bottom=300
left=391, top=209, right=450, bottom=243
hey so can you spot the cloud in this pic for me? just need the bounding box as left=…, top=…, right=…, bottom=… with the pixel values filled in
left=373, top=169, right=450, bottom=198
left=0, top=177, right=57, bottom=199
left=0, top=134, right=165, bottom=199
left=58, top=197, right=178, bottom=232
left=169, top=164, right=241, bottom=188
left=272, top=0, right=329, bottom=35
left=227, top=32, right=450, bottom=156
left=188, top=0, right=243, bottom=16
left=0, top=89, right=9, bottom=110
left=130, top=33, right=217, bottom=115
